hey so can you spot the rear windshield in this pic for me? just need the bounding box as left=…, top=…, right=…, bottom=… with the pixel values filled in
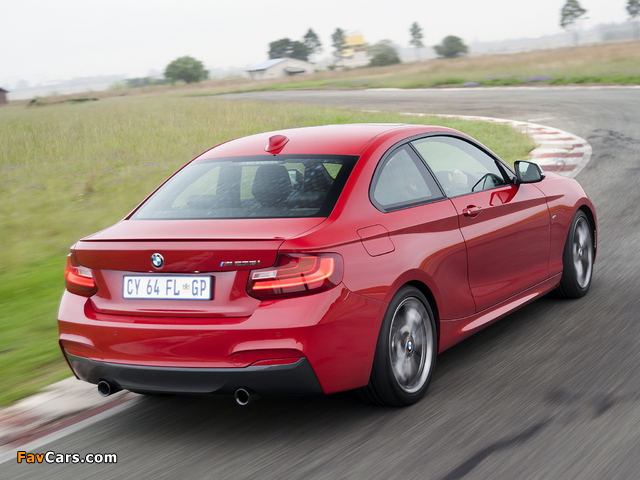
left=131, top=155, right=357, bottom=219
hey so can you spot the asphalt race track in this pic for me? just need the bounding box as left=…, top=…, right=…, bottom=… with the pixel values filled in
left=6, top=87, right=640, bottom=479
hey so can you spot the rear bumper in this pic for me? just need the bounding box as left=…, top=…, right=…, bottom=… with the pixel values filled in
left=65, top=352, right=323, bottom=395
left=58, top=286, right=387, bottom=394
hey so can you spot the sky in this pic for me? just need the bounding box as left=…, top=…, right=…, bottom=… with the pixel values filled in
left=0, top=0, right=632, bottom=86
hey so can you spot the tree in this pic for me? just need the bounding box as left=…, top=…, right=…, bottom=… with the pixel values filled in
left=368, top=40, right=401, bottom=67
left=628, top=0, right=640, bottom=37
left=560, top=0, right=587, bottom=45
left=303, top=28, right=322, bottom=60
left=433, top=36, right=468, bottom=58
left=409, top=22, right=424, bottom=61
left=331, top=28, right=346, bottom=61
left=269, top=38, right=293, bottom=59
left=289, top=41, right=310, bottom=61
left=164, top=56, right=208, bottom=84
left=268, top=38, right=310, bottom=61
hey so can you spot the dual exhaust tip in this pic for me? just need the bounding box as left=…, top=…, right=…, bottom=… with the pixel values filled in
left=97, top=380, right=253, bottom=406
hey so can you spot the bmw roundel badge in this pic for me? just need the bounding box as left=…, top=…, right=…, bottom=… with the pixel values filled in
left=151, top=253, right=164, bottom=269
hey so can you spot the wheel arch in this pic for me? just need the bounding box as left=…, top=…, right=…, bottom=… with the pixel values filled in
left=402, top=280, right=440, bottom=345
left=577, top=204, right=597, bottom=261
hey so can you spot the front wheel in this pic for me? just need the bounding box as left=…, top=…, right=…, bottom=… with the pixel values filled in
left=360, top=286, right=437, bottom=407
left=554, top=211, right=594, bottom=298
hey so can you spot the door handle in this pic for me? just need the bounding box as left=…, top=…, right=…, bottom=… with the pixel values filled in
left=463, top=205, right=483, bottom=218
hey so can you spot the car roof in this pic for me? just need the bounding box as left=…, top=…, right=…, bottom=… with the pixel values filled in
left=198, top=123, right=463, bottom=158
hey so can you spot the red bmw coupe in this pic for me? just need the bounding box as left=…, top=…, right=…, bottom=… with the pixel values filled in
left=59, top=124, right=596, bottom=406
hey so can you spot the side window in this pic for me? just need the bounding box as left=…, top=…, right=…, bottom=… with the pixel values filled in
left=371, top=146, right=443, bottom=211
left=411, top=137, right=509, bottom=197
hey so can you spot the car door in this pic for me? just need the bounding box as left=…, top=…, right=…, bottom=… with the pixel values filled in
left=411, top=136, right=550, bottom=312
left=367, top=144, right=476, bottom=321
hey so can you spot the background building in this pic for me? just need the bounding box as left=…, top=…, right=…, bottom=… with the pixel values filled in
left=338, top=34, right=371, bottom=68
left=245, top=58, right=315, bottom=80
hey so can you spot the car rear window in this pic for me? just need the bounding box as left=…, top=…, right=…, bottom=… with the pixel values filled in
left=131, top=155, right=357, bottom=219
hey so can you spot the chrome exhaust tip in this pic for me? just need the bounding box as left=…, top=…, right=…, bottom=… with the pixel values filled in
left=234, top=388, right=251, bottom=406
left=97, top=380, right=121, bottom=397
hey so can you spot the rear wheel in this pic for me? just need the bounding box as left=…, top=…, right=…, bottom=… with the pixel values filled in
left=360, top=286, right=437, bottom=406
left=555, top=211, right=594, bottom=298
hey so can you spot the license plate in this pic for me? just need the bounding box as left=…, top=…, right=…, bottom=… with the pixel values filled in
left=123, top=275, right=212, bottom=300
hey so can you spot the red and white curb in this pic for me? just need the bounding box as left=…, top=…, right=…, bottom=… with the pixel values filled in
left=525, top=124, right=591, bottom=178
left=396, top=112, right=592, bottom=179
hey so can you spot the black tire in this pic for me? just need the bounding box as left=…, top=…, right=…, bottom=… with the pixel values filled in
left=359, top=286, right=437, bottom=407
left=554, top=211, right=594, bottom=299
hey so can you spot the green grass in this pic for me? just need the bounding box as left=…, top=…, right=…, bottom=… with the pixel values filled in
left=548, top=74, right=640, bottom=85
left=0, top=96, right=533, bottom=406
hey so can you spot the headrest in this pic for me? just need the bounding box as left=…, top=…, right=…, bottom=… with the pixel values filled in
left=252, top=164, right=292, bottom=206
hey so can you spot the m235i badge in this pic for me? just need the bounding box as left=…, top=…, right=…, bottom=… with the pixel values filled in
left=220, top=260, right=261, bottom=267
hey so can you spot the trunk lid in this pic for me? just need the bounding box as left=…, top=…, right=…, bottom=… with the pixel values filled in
left=73, top=218, right=325, bottom=317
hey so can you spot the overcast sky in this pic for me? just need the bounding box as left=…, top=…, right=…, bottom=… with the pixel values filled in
left=0, top=0, right=632, bottom=85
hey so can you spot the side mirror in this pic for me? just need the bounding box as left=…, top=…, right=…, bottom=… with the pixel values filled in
left=514, top=160, right=545, bottom=184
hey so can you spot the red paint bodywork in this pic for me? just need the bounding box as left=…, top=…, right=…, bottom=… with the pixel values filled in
left=58, top=124, right=597, bottom=395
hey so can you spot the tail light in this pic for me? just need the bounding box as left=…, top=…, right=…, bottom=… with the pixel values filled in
left=248, top=253, right=343, bottom=299
left=65, top=253, right=98, bottom=297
